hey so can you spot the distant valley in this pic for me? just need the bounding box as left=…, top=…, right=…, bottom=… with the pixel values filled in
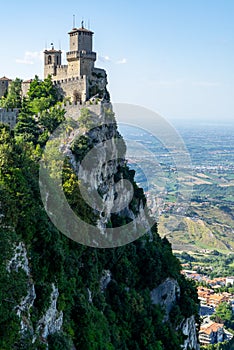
left=119, top=120, right=234, bottom=254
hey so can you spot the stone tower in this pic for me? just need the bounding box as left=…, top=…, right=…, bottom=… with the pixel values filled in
left=43, top=23, right=108, bottom=104
left=0, top=76, right=12, bottom=99
left=67, top=22, right=96, bottom=77
left=44, top=45, right=62, bottom=78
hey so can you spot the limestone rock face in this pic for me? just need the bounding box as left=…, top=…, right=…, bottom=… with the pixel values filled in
left=7, top=242, right=36, bottom=335
left=37, top=284, right=63, bottom=340
left=100, top=270, right=112, bottom=292
left=59, top=103, right=150, bottom=247
left=7, top=242, right=30, bottom=275
left=181, top=316, right=200, bottom=350
left=7, top=243, right=63, bottom=346
left=151, top=278, right=200, bottom=349
left=151, top=278, right=180, bottom=321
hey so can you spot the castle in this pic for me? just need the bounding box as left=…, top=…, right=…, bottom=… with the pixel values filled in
left=44, top=22, right=108, bottom=104
left=0, top=23, right=109, bottom=128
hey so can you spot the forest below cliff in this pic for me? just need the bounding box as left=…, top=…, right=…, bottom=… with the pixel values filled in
left=0, top=77, right=199, bottom=349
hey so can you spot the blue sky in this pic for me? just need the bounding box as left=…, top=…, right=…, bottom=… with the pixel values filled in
left=1, top=0, right=234, bottom=121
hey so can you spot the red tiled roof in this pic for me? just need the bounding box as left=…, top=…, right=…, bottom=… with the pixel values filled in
left=200, top=322, right=224, bottom=335
left=209, top=294, right=225, bottom=300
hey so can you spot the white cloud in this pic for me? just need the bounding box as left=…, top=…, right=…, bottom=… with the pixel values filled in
left=16, top=51, right=43, bottom=65
left=116, top=58, right=127, bottom=65
left=98, top=55, right=111, bottom=63
left=98, top=55, right=127, bottom=65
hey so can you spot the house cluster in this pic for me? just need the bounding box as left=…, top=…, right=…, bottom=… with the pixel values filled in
left=182, top=269, right=234, bottom=289
left=199, top=320, right=233, bottom=346
left=197, top=287, right=232, bottom=308
left=197, top=286, right=234, bottom=346
left=181, top=270, right=234, bottom=346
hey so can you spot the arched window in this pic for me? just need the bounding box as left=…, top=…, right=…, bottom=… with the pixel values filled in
left=73, top=90, right=82, bottom=104
left=48, top=55, right=52, bottom=64
left=57, top=56, right=59, bottom=65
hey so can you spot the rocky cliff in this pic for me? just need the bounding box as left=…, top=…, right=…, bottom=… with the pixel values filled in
left=0, top=83, right=200, bottom=349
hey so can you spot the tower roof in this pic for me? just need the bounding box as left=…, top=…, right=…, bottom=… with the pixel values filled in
left=68, top=27, right=94, bottom=35
left=44, top=48, right=62, bottom=53
left=0, top=76, right=12, bottom=81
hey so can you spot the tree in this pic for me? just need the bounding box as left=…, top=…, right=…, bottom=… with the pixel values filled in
left=27, top=75, right=60, bottom=114
left=0, top=78, right=22, bottom=108
left=14, top=112, right=40, bottom=144
left=211, top=302, right=233, bottom=329
left=78, top=108, right=96, bottom=129
left=38, top=106, right=65, bottom=133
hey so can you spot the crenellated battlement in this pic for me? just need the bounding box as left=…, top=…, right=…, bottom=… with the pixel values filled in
left=53, top=75, right=85, bottom=85
left=56, top=65, right=68, bottom=69
left=0, top=108, right=19, bottom=113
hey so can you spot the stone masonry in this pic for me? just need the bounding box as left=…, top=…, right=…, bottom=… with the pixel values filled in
left=0, top=108, right=18, bottom=129
left=44, top=22, right=109, bottom=104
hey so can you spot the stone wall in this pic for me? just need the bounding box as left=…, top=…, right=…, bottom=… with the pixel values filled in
left=0, top=108, right=18, bottom=128
left=0, top=80, right=10, bottom=98
left=54, top=76, right=88, bottom=103
left=54, top=65, right=68, bottom=80
left=80, top=58, right=94, bottom=76
left=67, top=60, right=80, bottom=77
left=61, top=101, right=104, bottom=120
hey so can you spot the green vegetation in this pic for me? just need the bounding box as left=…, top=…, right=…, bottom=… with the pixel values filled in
left=201, top=338, right=234, bottom=350
left=0, top=78, right=22, bottom=109
left=211, top=302, right=234, bottom=330
left=0, top=77, right=199, bottom=349
left=159, top=201, right=234, bottom=253
left=176, top=250, right=234, bottom=279
left=78, top=108, right=96, bottom=129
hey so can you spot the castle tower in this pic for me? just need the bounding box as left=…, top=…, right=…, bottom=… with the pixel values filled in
left=43, top=23, right=107, bottom=104
left=44, top=45, right=62, bottom=78
left=67, top=22, right=96, bottom=77
left=0, top=76, right=12, bottom=98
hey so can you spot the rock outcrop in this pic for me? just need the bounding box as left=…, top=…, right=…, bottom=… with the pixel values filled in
left=151, top=278, right=200, bottom=349
left=151, top=278, right=180, bottom=321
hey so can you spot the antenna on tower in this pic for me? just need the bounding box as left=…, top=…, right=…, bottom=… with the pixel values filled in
left=59, top=40, right=61, bottom=50
left=73, top=14, right=76, bottom=28
left=45, top=41, right=47, bottom=50
left=88, top=19, right=90, bottom=29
